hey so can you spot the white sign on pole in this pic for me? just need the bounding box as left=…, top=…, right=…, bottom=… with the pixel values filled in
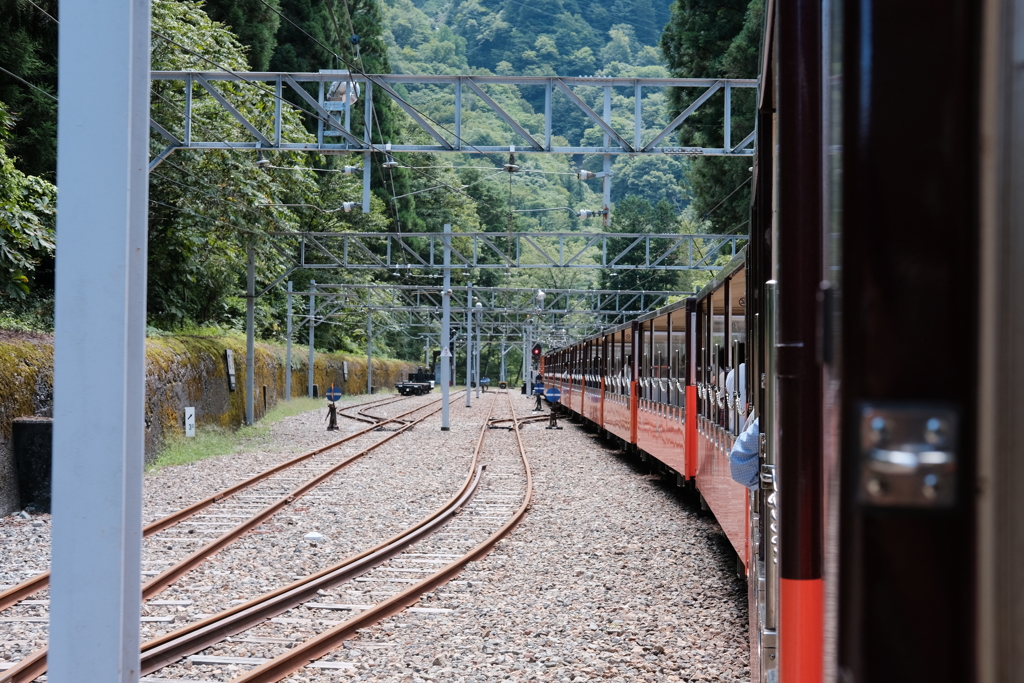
left=441, top=347, right=452, bottom=357
left=185, top=407, right=196, bottom=437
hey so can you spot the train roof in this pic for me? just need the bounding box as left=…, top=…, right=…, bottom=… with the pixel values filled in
left=544, top=245, right=748, bottom=354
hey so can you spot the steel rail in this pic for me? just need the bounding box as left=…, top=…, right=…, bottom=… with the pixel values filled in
left=229, top=391, right=533, bottom=683
left=0, top=392, right=465, bottom=683
left=0, top=392, right=449, bottom=614
left=337, top=393, right=408, bottom=424
left=137, top=392, right=499, bottom=674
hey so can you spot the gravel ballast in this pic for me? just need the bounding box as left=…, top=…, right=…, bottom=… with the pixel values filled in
left=280, top=393, right=750, bottom=683
left=0, top=391, right=750, bottom=682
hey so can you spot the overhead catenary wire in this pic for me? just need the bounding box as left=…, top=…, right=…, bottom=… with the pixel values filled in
left=150, top=30, right=486, bottom=216
left=0, top=66, right=57, bottom=102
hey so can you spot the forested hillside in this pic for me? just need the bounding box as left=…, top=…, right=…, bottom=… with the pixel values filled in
left=0, top=0, right=758, bottom=371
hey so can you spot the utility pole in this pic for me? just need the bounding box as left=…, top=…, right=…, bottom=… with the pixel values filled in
left=603, top=86, right=612, bottom=228
left=366, top=311, right=373, bottom=394
left=500, top=340, right=506, bottom=383
left=440, top=224, right=451, bottom=430
left=308, top=280, right=316, bottom=398
left=245, top=243, right=255, bottom=426
left=475, top=303, right=482, bottom=398
left=466, top=282, right=473, bottom=408
left=50, top=0, right=149, bottom=676
left=285, top=281, right=292, bottom=402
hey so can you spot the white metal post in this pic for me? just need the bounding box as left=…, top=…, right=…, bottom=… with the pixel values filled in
left=308, top=280, right=316, bottom=398
left=522, top=328, right=528, bottom=387
left=245, top=244, right=255, bottom=425
left=50, top=0, right=149, bottom=678
left=475, top=306, right=481, bottom=398
left=500, top=341, right=506, bottom=383
left=440, top=224, right=452, bottom=430
left=362, top=82, right=373, bottom=213
left=465, top=282, right=473, bottom=407
left=603, top=86, right=612, bottom=228
left=366, top=311, right=373, bottom=394
left=285, top=281, right=292, bottom=401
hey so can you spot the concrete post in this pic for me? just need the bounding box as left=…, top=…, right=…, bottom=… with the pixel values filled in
left=500, top=341, right=506, bottom=383
left=441, top=224, right=451, bottom=430
left=475, top=306, right=481, bottom=398
left=245, top=243, right=255, bottom=425
left=285, top=281, right=292, bottom=401
left=50, top=0, right=149, bottom=677
left=308, top=280, right=316, bottom=398
left=466, top=282, right=473, bottom=408
left=366, top=311, right=373, bottom=394
left=603, top=86, right=612, bottom=228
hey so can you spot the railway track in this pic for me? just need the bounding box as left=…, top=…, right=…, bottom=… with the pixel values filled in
left=137, top=389, right=531, bottom=682
left=336, top=393, right=412, bottom=425
left=0, top=390, right=465, bottom=681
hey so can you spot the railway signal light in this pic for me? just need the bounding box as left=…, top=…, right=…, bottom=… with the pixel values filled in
left=532, top=343, right=542, bottom=357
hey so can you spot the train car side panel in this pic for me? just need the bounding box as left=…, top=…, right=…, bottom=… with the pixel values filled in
left=697, top=417, right=750, bottom=567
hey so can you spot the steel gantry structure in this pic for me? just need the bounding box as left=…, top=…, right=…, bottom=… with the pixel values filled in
left=285, top=281, right=687, bottom=402
left=149, top=71, right=757, bottom=216
left=149, top=72, right=757, bottom=158
left=271, top=231, right=743, bottom=272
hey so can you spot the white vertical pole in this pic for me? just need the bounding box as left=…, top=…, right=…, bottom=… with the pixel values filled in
left=475, top=308, right=481, bottom=398
left=522, top=328, right=528, bottom=386
left=362, top=83, right=373, bottom=213
left=441, top=224, right=451, bottom=430
left=603, top=86, right=612, bottom=228
left=245, top=244, right=255, bottom=425
left=465, top=282, right=473, bottom=407
left=308, top=280, right=316, bottom=398
left=50, top=0, right=149, bottom=678
left=285, top=281, right=292, bottom=401
left=500, top=341, right=506, bottom=383
left=366, top=311, right=373, bottom=394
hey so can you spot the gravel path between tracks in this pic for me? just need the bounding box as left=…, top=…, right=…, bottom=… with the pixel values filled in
left=288, top=393, right=750, bottom=683
left=0, top=391, right=750, bottom=681
left=0, top=391, right=439, bottom=668
left=142, top=392, right=486, bottom=644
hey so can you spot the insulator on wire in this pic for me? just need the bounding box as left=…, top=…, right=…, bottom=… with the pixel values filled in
left=577, top=169, right=596, bottom=180
left=343, top=165, right=360, bottom=174
left=342, top=202, right=358, bottom=212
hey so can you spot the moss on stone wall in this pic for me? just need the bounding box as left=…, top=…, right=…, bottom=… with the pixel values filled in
left=0, top=333, right=416, bottom=475
left=0, top=334, right=54, bottom=514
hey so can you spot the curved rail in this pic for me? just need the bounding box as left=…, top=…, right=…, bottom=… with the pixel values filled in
left=138, top=393, right=499, bottom=674
left=0, top=392, right=452, bottom=613
left=0, top=392, right=465, bottom=683
left=229, top=391, right=533, bottom=683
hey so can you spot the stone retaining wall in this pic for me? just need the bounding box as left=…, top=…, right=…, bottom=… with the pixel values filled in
left=0, top=332, right=415, bottom=515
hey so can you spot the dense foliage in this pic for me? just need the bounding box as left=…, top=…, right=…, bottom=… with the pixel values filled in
left=0, top=101, right=54, bottom=298
left=0, top=0, right=759, bottom=365
left=660, top=0, right=761, bottom=233
left=0, top=0, right=57, bottom=180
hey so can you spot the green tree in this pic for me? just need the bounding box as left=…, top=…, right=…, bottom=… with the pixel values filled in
left=597, top=196, right=680, bottom=292
left=201, top=0, right=282, bottom=71
left=0, top=0, right=58, bottom=179
left=0, top=101, right=55, bottom=297
left=147, top=0, right=323, bottom=330
left=660, top=0, right=760, bottom=233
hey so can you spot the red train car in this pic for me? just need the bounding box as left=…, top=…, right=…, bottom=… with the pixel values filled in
left=544, top=254, right=750, bottom=569
left=544, top=0, right=1016, bottom=677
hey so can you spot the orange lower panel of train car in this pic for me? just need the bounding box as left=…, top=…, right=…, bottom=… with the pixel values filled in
left=696, top=416, right=750, bottom=569
left=636, top=399, right=687, bottom=476
left=583, top=383, right=602, bottom=424
left=603, top=389, right=632, bottom=442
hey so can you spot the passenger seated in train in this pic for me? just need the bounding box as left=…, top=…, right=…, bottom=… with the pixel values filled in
left=729, top=414, right=760, bottom=489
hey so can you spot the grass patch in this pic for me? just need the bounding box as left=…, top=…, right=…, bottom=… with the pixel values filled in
left=147, top=396, right=327, bottom=473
